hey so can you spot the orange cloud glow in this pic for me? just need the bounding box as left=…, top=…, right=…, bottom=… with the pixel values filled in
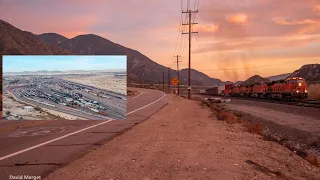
left=316, top=5, right=320, bottom=14
left=226, top=14, right=249, bottom=25
left=196, top=24, right=219, bottom=32
left=274, top=18, right=320, bottom=25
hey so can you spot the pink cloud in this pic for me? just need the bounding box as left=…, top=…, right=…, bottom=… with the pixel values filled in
left=194, top=35, right=320, bottom=53
left=198, top=0, right=320, bottom=39
left=226, top=14, right=249, bottom=25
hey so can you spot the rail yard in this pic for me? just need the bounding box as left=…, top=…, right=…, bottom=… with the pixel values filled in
left=2, top=75, right=127, bottom=120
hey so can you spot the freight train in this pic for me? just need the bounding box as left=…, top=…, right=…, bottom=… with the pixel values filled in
left=200, top=77, right=308, bottom=99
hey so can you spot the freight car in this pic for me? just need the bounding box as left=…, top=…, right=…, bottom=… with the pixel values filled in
left=98, top=110, right=108, bottom=116
left=205, top=87, right=219, bottom=95
left=201, top=77, right=308, bottom=100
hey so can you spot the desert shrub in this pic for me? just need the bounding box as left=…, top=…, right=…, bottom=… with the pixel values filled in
left=243, top=120, right=264, bottom=135
left=34, top=106, right=41, bottom=111
left=200, top=100, right=211, bottom=108
left=217, top=111, right=240, bottom=124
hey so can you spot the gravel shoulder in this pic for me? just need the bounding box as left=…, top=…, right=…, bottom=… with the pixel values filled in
left=227, top=103, right=320, bottom=134
left=225, top=99, right=320, bottom=158
left=45, top=95, right=320, bottom=180
left=229, top=99, right=320, bottom=120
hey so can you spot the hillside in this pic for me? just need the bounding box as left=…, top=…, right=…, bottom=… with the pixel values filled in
left=234, top=81, right=244, bottom=86
left=38, top=33, right=69, bottom=45
left=288, top=64, right=320, bottom=83
left=179, top=69, right=222, bottom=86
left=241, top=75, right=270, bottom=86
left=0, top=20, right=72, bottom=55
left=0, top=20, right=74, bottom=110
left=39, top=32, right=222, bottom=86
left=39, top=33, right=176, bottom=83
left=267, top=73, right=291, bottom=81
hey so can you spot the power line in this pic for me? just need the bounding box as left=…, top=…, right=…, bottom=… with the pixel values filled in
left=173, top=55, right=182, bottom=95
left=193, top=33, right=216, bottom=72
left=182, top=1, right=198, bottom=99
left=162, top=71, right=165, bottom=91
left=172, top=1, right=184, bottom=59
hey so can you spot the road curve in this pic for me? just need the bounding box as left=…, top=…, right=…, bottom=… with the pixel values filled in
left=0, top=88, right=168, bottom=179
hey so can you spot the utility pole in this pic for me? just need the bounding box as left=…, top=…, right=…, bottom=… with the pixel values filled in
left=182, top=8, right=198, bottom=99
left=167, top=67, right=171, bottom=91
left=173, top=55, right=181, bottom=95
left=162, top=71, right=165, bottom=91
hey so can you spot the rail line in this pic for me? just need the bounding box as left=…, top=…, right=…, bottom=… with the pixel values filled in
left=197, top=93, right=320, bottom=108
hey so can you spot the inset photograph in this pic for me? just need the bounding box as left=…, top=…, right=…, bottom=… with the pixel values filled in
left=2, top=55, right=127, bottom=120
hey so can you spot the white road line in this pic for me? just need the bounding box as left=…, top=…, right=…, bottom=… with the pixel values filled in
left=128, top=91, right=144, bottom=99
left=0, top=92, right=166, bottom=161
left=127, top=93, right=165, bottom=115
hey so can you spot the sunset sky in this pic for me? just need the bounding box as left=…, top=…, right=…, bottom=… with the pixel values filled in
left=1, top=0, right=320, bottom=81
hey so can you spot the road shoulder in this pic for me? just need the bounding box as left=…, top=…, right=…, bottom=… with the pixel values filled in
left=45, top=95, right=320, bottom=180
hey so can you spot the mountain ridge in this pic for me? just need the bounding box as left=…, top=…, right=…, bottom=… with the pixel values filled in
left=39, top=32, right=222, bottom=86
left=1, top=19, right=319, bottom=86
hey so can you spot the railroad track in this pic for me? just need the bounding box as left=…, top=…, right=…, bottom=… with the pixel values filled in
left=196, top=93, right=320, bottom=108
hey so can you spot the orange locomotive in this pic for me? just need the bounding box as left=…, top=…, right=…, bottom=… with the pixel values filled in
left=229, top=77, right=308, bottom=99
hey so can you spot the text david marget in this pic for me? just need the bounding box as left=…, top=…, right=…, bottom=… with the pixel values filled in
left=10, top=175, right=41, bottom=180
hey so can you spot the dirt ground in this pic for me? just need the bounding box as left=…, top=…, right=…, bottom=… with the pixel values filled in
left=45, top=95, right=320, bottom=180
left=223, top=98, right=320, bottom=159
left=2, top=92, right=81, bottom=120
left=63, top=74, right=126, bottom=95
left=226, top=103, right=320, bottom=134
left=2, top=93, right=44, bottom=120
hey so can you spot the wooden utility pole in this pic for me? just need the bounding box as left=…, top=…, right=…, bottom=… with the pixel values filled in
left=162, top=71, right=165, bottom=91
left=167, top=67, right=171, bottom=91
left=173, top=55, right=181, bottom=95
left=182, top=9, right=198, bottom=99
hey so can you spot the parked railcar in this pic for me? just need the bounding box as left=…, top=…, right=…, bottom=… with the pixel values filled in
left=202, top=77, right=308, bottom=100
left=98, top=110, right=108, bottom=116
left=206, top=87, right=219, bottom=95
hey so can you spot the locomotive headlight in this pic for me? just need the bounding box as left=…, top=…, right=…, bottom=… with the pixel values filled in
left=296, top=90, right=299, bottom=93
left=298, top=83, right=302, bottom=86
left=305, top=90, right=308, bottom=93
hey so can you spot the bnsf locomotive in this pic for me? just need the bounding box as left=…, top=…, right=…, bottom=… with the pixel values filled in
left=201, top=77, right=308, bottom=99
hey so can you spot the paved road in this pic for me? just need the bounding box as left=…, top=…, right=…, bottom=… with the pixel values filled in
left=0, top=88, right=168, bottom=179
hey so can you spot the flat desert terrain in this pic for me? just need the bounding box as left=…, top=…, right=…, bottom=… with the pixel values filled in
left=64, top=74, right=126, bottom=95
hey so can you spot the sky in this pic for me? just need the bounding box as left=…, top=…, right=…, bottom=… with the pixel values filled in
left=2, top=55, right=127, bottom=72
left=1, top=0, right=320, bottom=81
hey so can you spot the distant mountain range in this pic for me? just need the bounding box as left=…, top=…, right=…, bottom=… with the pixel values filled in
left=3, top=69, right=126, bottom=75
left=288, top=64, right=320, bottom=83
left=267, top=73, right=292, bottom=81
left=38, top=32, right=223, bottom=86
left=1, top=19, right=319, bottom=86
left=239, top=64, right=319, bottom=86
left=0, top=20, right=71, bottom=55
left=241, top=75, right=270, bottom=86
